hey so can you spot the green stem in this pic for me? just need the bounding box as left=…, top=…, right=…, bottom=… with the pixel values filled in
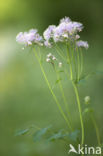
left=77, top=48, right=80, bottom=81
left=34, top=49, right=72, bottom=131
left=67, top=45, right=73, bottom=80
left=55, top=43, right=66, bottom=59
left=72, top=82, right=84, bottom=145
left=71, top=46, right=77, bottom=80
left=54, top=66, right=73, bottom=126
left=54, top=47, right=66, bottom=61
left=80, top=48, right=83, bottom=77
left=90, top=113, right=101, bottom=146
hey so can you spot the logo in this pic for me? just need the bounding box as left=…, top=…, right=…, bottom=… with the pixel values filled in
left=68, top=144, right=101, bottom=155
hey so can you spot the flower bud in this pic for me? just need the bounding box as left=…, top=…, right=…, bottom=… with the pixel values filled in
left=59, top=62, right=62, bottom=67
left=84, top=96, right=90, bottom=104
left=46, top=58, right=50, bottom=62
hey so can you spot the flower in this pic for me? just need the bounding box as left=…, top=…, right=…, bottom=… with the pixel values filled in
left=75, top=35, right=80, bottom=40
left=84, top=96, right=90, bottom=104
left=16, top=29, right=43, bottom=46
left=52, top=56, right=56, bottom=60
left=76, top=40, right=89, bottom=49
left=44, top=40, right=52, bottom=48
left=43, top=17, right=84, bottom=45
left=16, top=17, right=89, bottom=50
left=43, top=25, right=56, bottom=41
left=60, top=17, right=71, bottom=23
left=46, top=58, right=51, bottom=62
left=47, top=53, right=52, bottom=58
left=46, top=53, right=57, bottom=63
left=59, top=62, right=62, bottom=67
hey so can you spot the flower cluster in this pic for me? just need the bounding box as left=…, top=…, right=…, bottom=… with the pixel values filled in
left=46, top=53, right=62, bottom=68
left=16, top=17, right=89, bottom=49
left=16, top=29, right=43, bottom=46
left=46, top=53, right=56, bottom=62
left=43, top=17, right=86, bottom=48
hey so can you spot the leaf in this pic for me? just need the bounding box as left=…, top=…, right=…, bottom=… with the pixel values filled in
left=77, top=71, right=103, bottom=85
left=15, top=128, right=30, bottom=136
left=77, top=79, right=86, bottom=84
left=58, top=70, right=64, bottom=73
left=47, top=130, right=65, bottom=142
left=33, top=125, right=52, bottom=142
left=83, top=108, right=94, bottom=115
left=47, top=129, right=80, bottom=143
left=68, top=130, right=80, bottom=142
left=52, top=78, right=62, bottom=89
left=55, top=78, right=62, bottom=84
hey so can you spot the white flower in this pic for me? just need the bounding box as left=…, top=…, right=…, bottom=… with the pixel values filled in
left=59, top=62, right=62, bottom=67
left=52, top=56, right=56, bottom=60
left=47, top=53, right=52, bottom=58
left=46, top=58, right=51, bottom=62
left=84, top=96, right=90, bottom=104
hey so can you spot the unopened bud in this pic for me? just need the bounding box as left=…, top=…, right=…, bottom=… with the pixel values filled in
left=84, top=96, right=90, bottom=104
left=59, top=62, right=62, bottom=67
left=46, top=58, right=50, bottom=62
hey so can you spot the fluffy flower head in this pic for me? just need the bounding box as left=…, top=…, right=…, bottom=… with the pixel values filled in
left=16, top=29, right=43, bottom=46
left=76, top=40, right=89, bottom=49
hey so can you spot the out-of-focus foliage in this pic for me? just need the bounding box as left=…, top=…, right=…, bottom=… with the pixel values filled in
left=0, top=0, right=103, bottom=156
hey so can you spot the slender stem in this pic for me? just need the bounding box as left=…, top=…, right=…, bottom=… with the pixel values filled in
left=34, top=49, right=72, bottom=131
left=54, top=66, right=73, bottom=125
left=67, top=45, right=73, bottom=80
left=72, top=82, right=84, bottom=145
left=80, top=48, right=83, bottom=77
left=66, top=44, right=84, bottom=145
left=55, top=43, right=66, bottom=60
left=77, top=48, right=80, bottom=81
left=54, top=47, right=66, bottom=61
left=90, top=113, right=101, bottom=146
left=71, top=46, right=77, bottom=80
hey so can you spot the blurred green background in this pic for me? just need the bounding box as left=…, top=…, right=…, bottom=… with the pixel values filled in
left=0, top=0, right=103, bottom=156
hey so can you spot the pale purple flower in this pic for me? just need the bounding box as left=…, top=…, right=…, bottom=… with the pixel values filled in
left=16, top=29, right=43, bottom=46
left=29, top=29, right=38, bottom=34
left=16, top=32, right=28, bottom=45
left=44, top=40, right=52, bottom=48
left=43, top=25, right=56, bottom=41
left=72, top=22, right=83, bottom=32
left=76, top=40, right=89, bottom=49
left=43, top=17, right=84, bottom=46
left=52, top=21, right=83, bottom=43
left=60, top=17, right=71, bottom=23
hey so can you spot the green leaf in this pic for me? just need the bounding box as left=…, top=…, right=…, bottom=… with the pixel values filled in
left=77, top=79, right=86, bottom=84
left=15, top=128, right=30, bottom=136
left=47, top=130, right=65, bottom=142
left=83, top=108, right=94, bottom=115
left=68, top=130, right=80, bottom=142
left=77, top=71, right=103, bottom=85
left=55, top=78, right=62, bottom=84
left=47, top=129, right=80, bottom=143
left=58, top=70, right=64, bottom=73
left=33, top=125, right=51, bottom=142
